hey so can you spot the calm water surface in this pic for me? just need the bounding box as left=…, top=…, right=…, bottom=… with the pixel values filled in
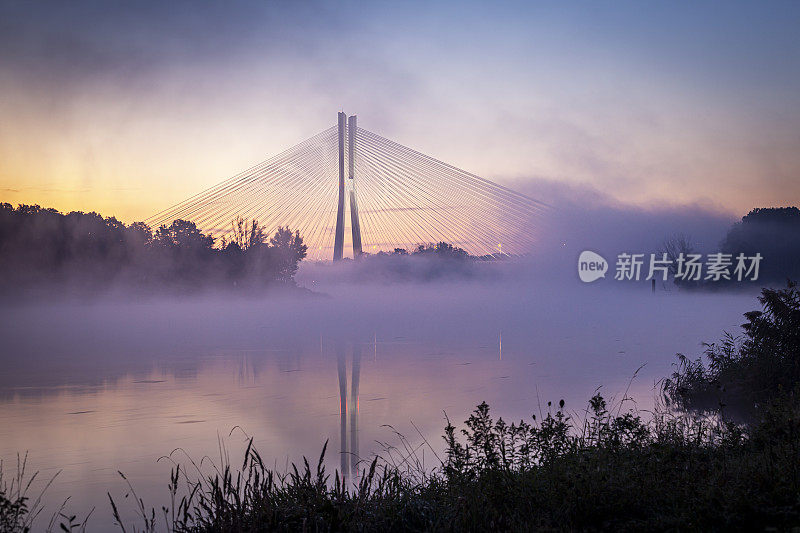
left=0, top=281, right=757, bottom=526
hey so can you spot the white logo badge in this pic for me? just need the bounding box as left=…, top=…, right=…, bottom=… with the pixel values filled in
left=578, top=251, right=608, bottom=282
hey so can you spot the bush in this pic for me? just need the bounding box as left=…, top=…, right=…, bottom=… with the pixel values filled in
left=664, top=281, right=800, bottom=416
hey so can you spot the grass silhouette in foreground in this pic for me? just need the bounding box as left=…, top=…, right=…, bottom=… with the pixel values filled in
left=100, top=391, right=797, bottom=532
left=0, top=453, right=90, bottom=532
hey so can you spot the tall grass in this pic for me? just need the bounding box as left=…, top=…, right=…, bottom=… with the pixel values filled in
left=102, top=391, right=799, bottom=532
left=0, top=452, right=90, bottom=532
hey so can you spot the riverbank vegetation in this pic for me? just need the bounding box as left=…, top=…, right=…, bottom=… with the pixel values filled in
left=664, top=281, right=800, bottom=418
left=0, top=204, right=307, bottom=295
left=95, top=390, right=796, bottom=531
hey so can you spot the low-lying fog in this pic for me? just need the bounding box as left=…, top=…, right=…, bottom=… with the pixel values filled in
left=0, top=193, right=765, bottom=523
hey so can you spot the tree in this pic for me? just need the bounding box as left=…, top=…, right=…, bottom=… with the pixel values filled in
left=154, top=220, right=214, bottom=250
left=721, top=207, right=800, bottom=282
left=412, top=242, right=469, bottom=259
left=127, top=221, right=153, bottom=247
left=660, top=234, right=696, bottom=287
left=269, top=226, right=307, bottom=283
left=231, top=216, right=266, bottom=251
left=0, top=204, right=313, bottom=294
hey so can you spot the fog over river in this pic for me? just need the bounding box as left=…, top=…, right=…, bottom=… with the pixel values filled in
left=0, top=268, right=758, bottom=523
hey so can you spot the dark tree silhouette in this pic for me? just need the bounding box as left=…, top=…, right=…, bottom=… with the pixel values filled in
left=269, top=226, right=308, bottom=282
left=0, top=204, right=309, bottom=294
left=412, top=242, right=469, bottom=259
left=721, top=207, right=800, bottom=282
left=660, top=233, right=699, bottom=288
left=228, top=216, right=267, bottom=251
left=155, top=219, right=214, bottom=250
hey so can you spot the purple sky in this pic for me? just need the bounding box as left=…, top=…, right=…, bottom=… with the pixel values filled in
left=1, top=1, right=798, bottom=221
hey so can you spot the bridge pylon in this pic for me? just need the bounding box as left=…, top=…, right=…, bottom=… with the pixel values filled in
left=333, top=112, right=363, bottom=261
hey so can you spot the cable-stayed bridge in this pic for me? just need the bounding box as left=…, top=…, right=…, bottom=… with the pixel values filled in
left=146, top=113, right=549, bottom=261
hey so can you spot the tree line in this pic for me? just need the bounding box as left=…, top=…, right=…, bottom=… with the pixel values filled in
left=0, top=204, right=307, bottom=294
left=662, top=206, right=800, bottom=287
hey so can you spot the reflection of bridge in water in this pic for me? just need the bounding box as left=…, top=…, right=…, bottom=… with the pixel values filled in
left=336, top=341, right=361, bottom=481
left=146, top=113, right=550, bottom=260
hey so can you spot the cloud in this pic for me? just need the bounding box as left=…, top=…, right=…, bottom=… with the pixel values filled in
left=501, top=177, right=737, bottom=277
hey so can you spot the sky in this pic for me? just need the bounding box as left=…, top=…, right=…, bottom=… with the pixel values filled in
left=1, top=0, right=799, bottom=222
